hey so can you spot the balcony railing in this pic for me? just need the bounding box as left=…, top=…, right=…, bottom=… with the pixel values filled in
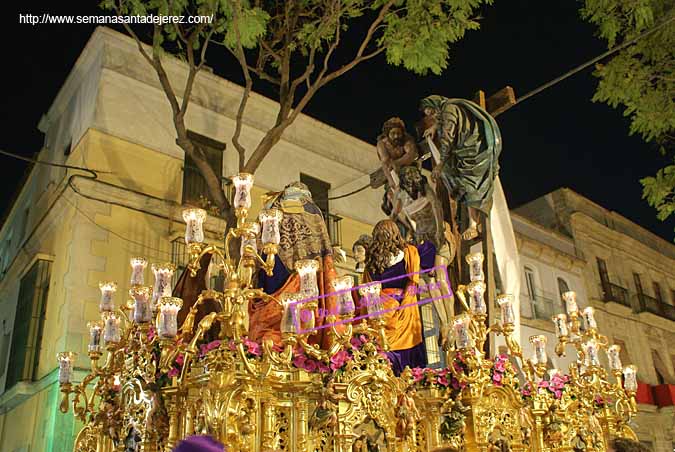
left=601, top=282, right=631, bottom=308
left=325, top=213, right=343, bottom=247
left=636, top=293, right=675, bottom=322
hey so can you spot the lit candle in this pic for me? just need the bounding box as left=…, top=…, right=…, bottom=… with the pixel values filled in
left=130, top=286, right=152, bottom=323
left=607, top=344, right=623, bottom=371
left=102, top=312, right=121, bottom=344
left=56, top=352, right=77, bottom=385
left=497, top=294, right=515, bottom=325
left=623, top=365, right=638, bottom=392
left=583, top=339, right=600, bottom=367
left=129, top=257, right=147, bottom=286
left=530, top=335, right=548, bottom=365
left=582, top=306, right=597, bottom=330
left=151, top=263, right=176, bottom=311
left=182, top=208, right=207, bottom=244
left=562, top=291, right=578, bottom=315
left=468, top=281, right=487, bottom=315
left=359, top=283, right=383, bottom=315
left=99, top=282, right=117, bottom=312
left=333, top=276, right=356, bottom=317
left=280, top=293, right=302, bottom=334
left=465, top=253, right=484, bottom=282
left=232, top=173, right=254, bottom=209
left=259, top=209, right=283, bottom=246
left=157, top=297, right=183, bottom=339
left=551, top=314, right=569, bottom=338
left=240, top=223, right=260, bottom=257
left=453, top=315, right=472, bottom=349
left=295, top=259, right=320, bottom=299
left=87, top=321, right=104, bottom=353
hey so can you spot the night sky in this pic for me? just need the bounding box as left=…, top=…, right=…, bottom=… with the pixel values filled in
left=3, top=1, right=673, bottom=241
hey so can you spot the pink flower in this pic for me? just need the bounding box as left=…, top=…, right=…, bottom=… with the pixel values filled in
left=200, top=344, right=208, bottom=356
left=359, top=335, right=368, bottom=344
left=330, top=350, right=351, bottom=371
left=168, top=367, right=179, bottom=378
left=492, top=372, right=503, bottom=385
left=228, top=340, right=237, bottom=351
left=494, top=360, right=506, bottom=373
left=411, top=367, right=425, bottom=383
left=248, top=343, right=262, bottom=357
left=175, top=353, right=185, bottom=366
left=350, top=337, right=361, bottom=350
left=554, top=390, right=562, bottom=399
left=437, top=375, right=449, bottom=387
left=538, top=380, right=549, bottom=389
left=522, top=388, right=531, bottom=397
left=303, top=359, right=318, bottom=372
left=147, top=326, right=156, bottom=342
left=318, top=363, right=331, bottom=373
left=293, top=355, right=307, bottom=368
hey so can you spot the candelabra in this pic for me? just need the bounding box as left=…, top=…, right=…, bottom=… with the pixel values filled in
left=57, top=176, right=640, bottom=452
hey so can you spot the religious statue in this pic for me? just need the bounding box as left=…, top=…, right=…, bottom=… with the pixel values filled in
left=418, top=95, right=502, bottom=240
left=362, top=219, right=436, bottom=375
left=396, top=386, right=421, bottom=439
left=145, top=392, right=169, bottom=446
left=352, top=434, right=369, bottom=452
left=123, top=422, right=142, bottom=452
left=376, top=117, right=419, bottom=192
left=352, top=234, right=372, bottom=274
left=309, top=376, right=343, bottom=431
left=249, top=181, right=339, bottom=348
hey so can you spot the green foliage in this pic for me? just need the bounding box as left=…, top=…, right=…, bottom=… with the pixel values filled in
left=580, top=0, right=675, bottom=237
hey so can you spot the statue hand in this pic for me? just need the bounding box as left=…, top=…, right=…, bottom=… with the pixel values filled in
left=423, top=125, right=436, bottom=139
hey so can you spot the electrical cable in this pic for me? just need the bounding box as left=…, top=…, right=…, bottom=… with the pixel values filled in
left=0, top=149, right=110, bottom=178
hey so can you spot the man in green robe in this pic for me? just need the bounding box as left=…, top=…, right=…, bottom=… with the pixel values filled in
left=418, top=95, right=502, bottom=240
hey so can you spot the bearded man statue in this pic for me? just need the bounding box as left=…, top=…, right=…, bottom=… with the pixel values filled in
left=248, top=182, right=339, bottom=348
left=419, top=95, right=502, bottom=240
left=362, top=219, right=436, bottom=375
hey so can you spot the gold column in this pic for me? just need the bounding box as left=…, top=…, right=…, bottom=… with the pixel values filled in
left=261, top=402, right=276, bottom=450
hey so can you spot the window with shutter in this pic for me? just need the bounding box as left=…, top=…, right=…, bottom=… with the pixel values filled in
left=181, top=131, right=225, bottom=210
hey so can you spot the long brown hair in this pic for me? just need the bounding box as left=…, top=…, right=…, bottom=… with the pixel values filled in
left=365, top=220, right=406, bottom=275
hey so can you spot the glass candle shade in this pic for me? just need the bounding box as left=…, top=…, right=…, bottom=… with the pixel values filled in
left=102, top=312, right=121, bottom=344
left=607, top=344, right=623, bottom=371
left=130, top=286, right=152, bottom=323
left=530, top=335, right=548, bottom=365
left=467, top=281, right=487, bottom=315
left=157, top=297, right=183, bottom=339
left=99, top=282, right=117, bottom=313
left=547, top=368, right=561, bottom=380
left=582, top=306, right=597, bottom=330
left=280, top=293, right=302, bottom=334
left=129, top=257, right=147, bottom=286
left=465, top=253, right=484, bottom=282
left=333, top=276, right=356, bottom=317
left=295, top=259, right=319, bottom=299
left=87, top=321, right=104, bottom=353
left=182, top=208, right=207, bottom=244
left=623, top=365, right=638, bottom=392
left=583, top=339, right=600, bottom=367
left=497, top=294, right=515, bottom=325
left=562, top=291, right=578, bottom=315
left=552, top=314, right=569, bottom=338
left=359, top=283, right=383, bottom=315
left=232, top=173, right=254, bottom=209
left=57, top=352, right=77, bottom=385
left=453, top=315, right=472, bottom=349
left=151, top=263, right=176, bottom=310
left=240, top=223, right=260, bottom=257
left=259, top=209, right=283, bottom=246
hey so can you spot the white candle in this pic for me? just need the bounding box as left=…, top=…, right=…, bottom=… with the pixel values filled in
left=151, top=263, right=176, bottom=311
left=280, top=293, right=302, bottom=334
left=623, top=365, right=638, bottom=392
left=131, top=286, right=152, bottom=323
left=57, top=352, right=77, bottom=385
left=607, top=344, right=623, bottom=371
left=562, top=291, right=578, bottom=315
left=240, top=223, right=260, bottom=257
left=551, top=314, right=569, bottom=338
left=129, top=257, right=147, bottom=286
left=157, top=297, right=183, bottom=338
left=582, top=306, right=597, bottom=330
left=87, top=321, right=104, bottom=353
left=454, top=315, right=472, bottom=349
left=99, top=282, right=117, bottom=313
left=530, top=335, right=548, bottom=365
left=102, top=312, right=121, bottom=344
left=468, top=281, right=487, bottom=315
left=182, top=208, right=207, bottom=244
left=359, top=283, right=383, bottom=315
left=584, top=339, right=600, bottom=367
left=296, top=259, right=320, bottom=299
left=232, top=173, right=254, bottom=209
left=259, top=209, right=283, bottom=246
left=333, top=276, right=356, bottom=317
left=497, top=294, right=515, bottom=325
left=465, top=253, right=484, bottom=282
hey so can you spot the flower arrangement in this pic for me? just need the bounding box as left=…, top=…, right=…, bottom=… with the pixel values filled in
left=521, top=373, right=571, bottom=400
left=593, top=395, right=613, bottom=410
left=490, top=354, right=509, bottom=386
left=227, top=337, right=262, bottom=360
left=291, top=334, right=382, bottom=374
left=409, top=366, right=466, bottom=391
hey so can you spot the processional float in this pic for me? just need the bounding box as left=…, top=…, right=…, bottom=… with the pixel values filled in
left=58, top=171, right=639, bottom=452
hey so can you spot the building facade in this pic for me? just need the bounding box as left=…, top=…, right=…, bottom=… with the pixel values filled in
left=515, top=188, right=675, bottom=452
